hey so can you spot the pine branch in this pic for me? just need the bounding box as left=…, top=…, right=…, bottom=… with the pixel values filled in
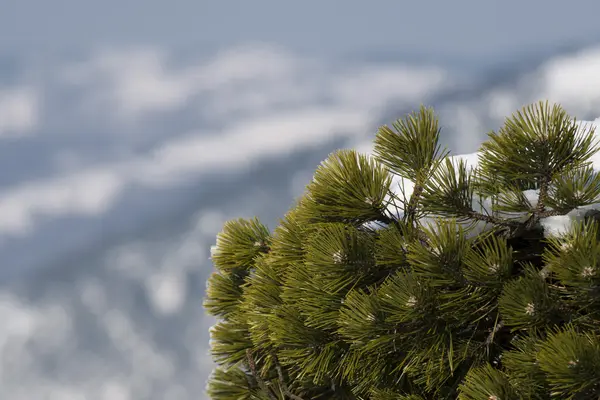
left=246, top=349, right=278, bottom=400
left=485, top=319, right=505, bottom=346
left=466, top=210, right=522, bottom=228
left=467, top=206, right=565, bottom=240
left=376, top=213, right=401, bottom=229
left=271, top=352, right=306, bottom=400
left=378, top=213, right=429, bottom=245
left=404, top=183, right=424, bottom=227
left=537, top=174, right=551, bottom=214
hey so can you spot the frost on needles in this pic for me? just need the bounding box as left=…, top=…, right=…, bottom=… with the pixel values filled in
left=204, top=101, right=600, bottom=400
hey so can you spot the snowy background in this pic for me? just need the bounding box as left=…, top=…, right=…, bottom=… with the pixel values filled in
left=2, top=1, right=600, bottom=399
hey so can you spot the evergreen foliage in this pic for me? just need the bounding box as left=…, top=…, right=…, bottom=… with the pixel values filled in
left=204, top=101, right=600, bottom=399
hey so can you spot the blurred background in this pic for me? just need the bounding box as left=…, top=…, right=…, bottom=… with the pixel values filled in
left=1, top=1, right=600, bottom=399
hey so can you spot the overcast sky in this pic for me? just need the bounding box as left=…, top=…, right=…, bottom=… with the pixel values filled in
left=4, top=0, right=600, bottom=58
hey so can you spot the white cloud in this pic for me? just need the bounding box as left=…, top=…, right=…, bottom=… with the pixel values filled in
left=61, top=45, right=310, bottom=121
left=7, top=44, right=600, bottom=240
left=0, top=201, right=232, bottom=399
left=423, top=45, right=600, bottom=155
left=0, top=86, right=39, bottom=136
left=539, top=47, right=600, bottom=115
left=0, top=167, right=125, bottom=234
left=145, top=271, right=186, bottom=316
left=62, top=47, right=192, bottom=117
left=0, top=108, right=378, bottom=236
left=330, top=66, right=446, bottom=108
left=135, top=107, right=372, bottom=184
left=0, top=46, right=448, bottom=237
left=485, top=88, right=520, bottom=121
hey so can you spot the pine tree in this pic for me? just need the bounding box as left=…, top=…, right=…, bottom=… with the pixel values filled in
left=203, top=101, right=600, bottom=399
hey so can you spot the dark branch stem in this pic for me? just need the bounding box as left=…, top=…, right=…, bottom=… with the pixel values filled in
left=539, top=209, right=563, bottom=218
left=536, top=171, right=552, bottom=214
left=271, top=352, right=305, bottom=400
left=377, top=214, right=429, bottom=245
left=404, top=183, right=424, bottom=227
left=246, top=349, right=278, bottom=400
left=485, top=319, right=505, bottom=346
left=466, top=210, right=521, bottom=228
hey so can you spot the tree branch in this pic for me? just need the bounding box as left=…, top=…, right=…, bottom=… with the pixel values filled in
left=485, top=319, right=505, bottom=346
left=466, top=210, right=522, bottom=228
left=536, top=175, right=550, bottom=214
left=404, top=183, right=424, bottom=227
left=246, top=349, right=278, bottom=400
left=271, top=352, right=306, bottom=400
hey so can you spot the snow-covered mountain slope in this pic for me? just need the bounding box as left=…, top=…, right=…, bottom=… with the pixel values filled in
left=1, top=43, right=600, bottom=399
